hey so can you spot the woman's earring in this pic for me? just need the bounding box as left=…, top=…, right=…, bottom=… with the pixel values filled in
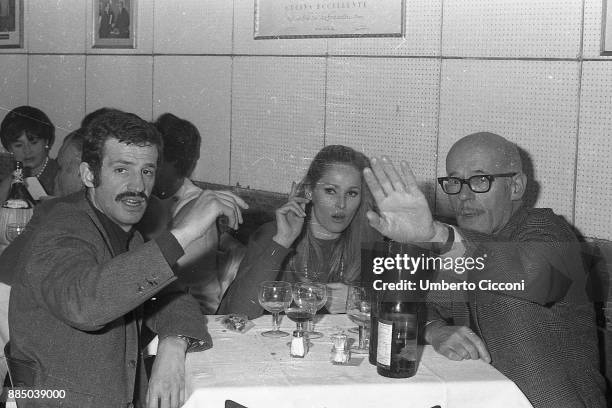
left=45, top=145, right=49, bottom=149
left=305, top=192, right=312, bottom=199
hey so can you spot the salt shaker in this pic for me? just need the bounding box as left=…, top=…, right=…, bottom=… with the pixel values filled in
left=330, top=333, right=351, bottom=365
left=290, top=330, right=308, bottom=358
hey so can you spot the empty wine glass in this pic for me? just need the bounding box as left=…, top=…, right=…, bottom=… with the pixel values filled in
left=346, top=284, right=371, bottom=354
left=258, top=281, right=293, bottom=337
left=5, top=223, right=26, bottom=243
left=294, top=282, right=327, bottom=339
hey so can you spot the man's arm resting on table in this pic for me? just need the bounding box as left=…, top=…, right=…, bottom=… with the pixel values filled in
left=424, top=319, right=491, bottom=363
left=147, top=335, right=190, bottom=408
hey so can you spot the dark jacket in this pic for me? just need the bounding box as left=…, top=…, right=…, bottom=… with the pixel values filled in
left=427, top=207, right=606, bottom=408
left=8, top=191, right=211, bottom=407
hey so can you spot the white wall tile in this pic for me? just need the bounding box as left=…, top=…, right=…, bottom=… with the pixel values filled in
left=86, top=0, right=154, bottom=54
left=442, top=0, right=582, bottom=58
left=85, top=55, right=152, bottom=120
left=326, top=57, right=440, bottom=202
left=154, top=0, right=232, bottom=54
left=438, top=60, right=580, bottom=221
left=28, top=55, right=86, bottom=157
left=230, top=57, right=326, bottom=192
left=576, top=62, right=612, bottom=239
left=233, top=0, right=327, bottom=55
left=583, top=0, right=612, bottom=59
left=153, top=56, right=232, bottom=184
left=27, top=0, right=86, bottom=53
left=328, top=0, right=442, bottom=56
left=0, top=55, right=28, bottom=141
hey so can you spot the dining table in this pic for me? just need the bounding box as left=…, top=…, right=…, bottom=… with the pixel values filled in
left=180, top=314, right=533, bottom=408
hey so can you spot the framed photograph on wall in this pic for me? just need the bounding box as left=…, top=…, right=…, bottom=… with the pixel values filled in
left=0, top=0, right=23, bottom=48
left=602, top=0, right=612, bottom=55
left=93, top=0, right=136, bottom=48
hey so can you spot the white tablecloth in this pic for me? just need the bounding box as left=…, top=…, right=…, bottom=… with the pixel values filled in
left=183, top=314, right=532, bottom=408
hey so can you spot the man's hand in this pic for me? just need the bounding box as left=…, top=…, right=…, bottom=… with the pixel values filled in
left=364, top=157, right=446, bottom=244
left=426, top=323, right=491, bottom=363
left=146, top=336, right=188, bottom=408
left=325, top=282, right=349, bottom=314
left=273, top=182, right=309, bottom=248
left=171, top=190, right=248, bottom=250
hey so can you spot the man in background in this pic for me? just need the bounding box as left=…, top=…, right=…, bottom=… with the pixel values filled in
left=138, top=113, right=244, bottom=314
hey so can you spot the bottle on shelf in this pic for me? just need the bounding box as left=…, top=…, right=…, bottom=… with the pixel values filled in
left=3, top=161, right=35, bottom=210
left=0, top=161, right=35, bottom=246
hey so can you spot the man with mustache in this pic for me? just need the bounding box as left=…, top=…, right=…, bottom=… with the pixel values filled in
left=8, top=110, right=247, bottom=408
left=364, top=132, right=605, bottom=408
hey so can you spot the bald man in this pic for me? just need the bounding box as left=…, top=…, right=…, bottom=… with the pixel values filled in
left=364, top=132, right=605, bottom=408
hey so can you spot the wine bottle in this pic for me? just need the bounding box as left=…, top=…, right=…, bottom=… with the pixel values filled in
left=2, top=162, right=34, bottom=209
left=376, top=300, right=418, bottom=378
left=368, top=299, right=378, bottom=365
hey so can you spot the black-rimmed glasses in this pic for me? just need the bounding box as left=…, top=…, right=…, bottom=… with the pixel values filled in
left=437, top=173, right=517, bottom=195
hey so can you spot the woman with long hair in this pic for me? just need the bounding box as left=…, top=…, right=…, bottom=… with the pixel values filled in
left=219, top=144, right=379, bottom=318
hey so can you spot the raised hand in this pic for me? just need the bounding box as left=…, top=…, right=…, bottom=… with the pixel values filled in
left=273, top=182, right=309, bottom=248
left=363, top=157, right=437, bottom=244
left=171, top=190, right=248, bottom=250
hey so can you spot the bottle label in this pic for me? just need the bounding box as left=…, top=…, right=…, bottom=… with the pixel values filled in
left=377, top=319, right=393, bottom=367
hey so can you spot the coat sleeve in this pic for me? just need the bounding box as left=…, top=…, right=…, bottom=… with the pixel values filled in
left=217, top=222, right=292, bottom=319
left=458, top=210, right=577, bottom=305
left=144, top=282, right=212, bottom=350
left=24, top=212, right=177, bottom=332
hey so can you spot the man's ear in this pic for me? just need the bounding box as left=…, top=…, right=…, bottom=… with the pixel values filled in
left=80, top=162, right=95, bottom=188
left=510, top=172, right=527, bottom=200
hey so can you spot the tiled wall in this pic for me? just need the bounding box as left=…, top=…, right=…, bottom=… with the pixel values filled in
left=1, top=0, right=612, bottom=242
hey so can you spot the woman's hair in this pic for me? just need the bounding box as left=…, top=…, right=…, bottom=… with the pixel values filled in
left=0, top=106, right=55, bottom=151
left=291, top=145, right=375, bottom=284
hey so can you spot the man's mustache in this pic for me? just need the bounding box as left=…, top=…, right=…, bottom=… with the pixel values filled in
left=115, top=191, right=148, bottom=202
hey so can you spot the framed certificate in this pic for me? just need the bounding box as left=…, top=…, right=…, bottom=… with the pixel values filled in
left=254, top=0, right=405, bottom=39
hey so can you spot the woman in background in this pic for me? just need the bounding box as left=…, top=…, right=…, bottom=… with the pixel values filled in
left=0, top=106, right=58, bottom=203
left=219, top=144, right=378, bottom=318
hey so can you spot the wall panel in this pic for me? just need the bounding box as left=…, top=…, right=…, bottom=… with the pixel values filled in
left=85, top=55, right=153, bottom=120
left=230, top=57, right=326, bottom=192
left=28, top=0, right=86, bottom=53
left=29, top=55, right=86, bottom=156
left=438, top=59, right=580, bottom=221
left=326, top=57, right=440, bottom=202
left=153, top=56, right=232, bottom=184
left=442, top=0, right=582, bottom=58
left=154, top=0, right=232, bottom=54
left=576, top=61, right=612, bottom=240
left=0, top=55, right=28, bottom=136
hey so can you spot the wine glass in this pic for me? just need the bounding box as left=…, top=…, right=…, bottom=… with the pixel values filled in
left=346, top=285, right=371, bottom=354
left=258, top=281, right=293, bottom=337
left=5, top=223, right=26, bottom=243
left=294, top=282, right=327, bottom=339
